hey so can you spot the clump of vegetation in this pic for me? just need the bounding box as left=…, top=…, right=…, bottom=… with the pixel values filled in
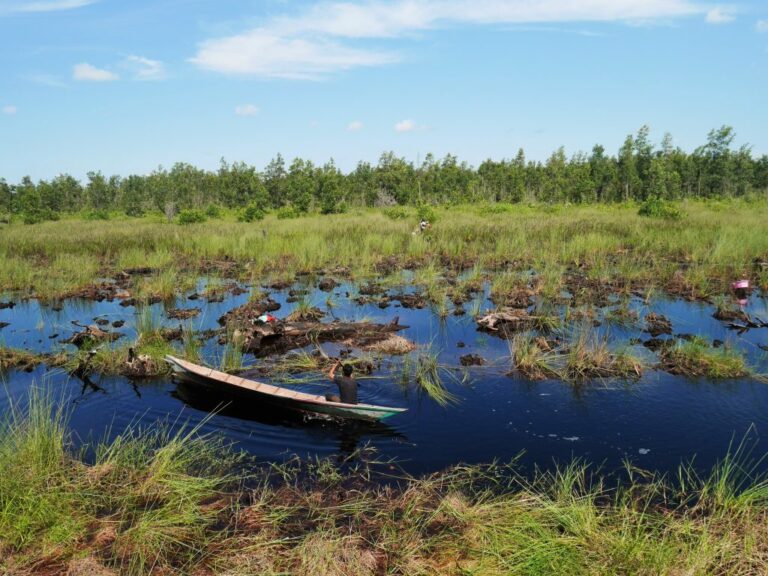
left=478, top=202, right=515, bottom=215
left=276, top=205, right=301, bottom=219
left=416, top=203, right=437, bottom=223
left=409, top=350, right=461, bottom=406
left=510, top=330, right=644, bottom=383
left=219, top=327, right=245, bottom=372
left=661, top=336, right=749, bottom=378
left=0, top=347, right=47, bottom=372
left=239, top=202, right=266, bottom=222
left=563, top=330, right=644, bottom=381
left=22, top=207, right=59, bottom=225
left=510, top=333, right=560, bottom=380
left=176, top=208, right=207, bottom=224
left=84, top=209, right=111, bottom=221
left=0, top=388, right=242, bottom=575
left=383, top=206, right=410, bottom=220
left=204, top=204, right=222, bottom=218
left=638, top=197, right=683, bottom=220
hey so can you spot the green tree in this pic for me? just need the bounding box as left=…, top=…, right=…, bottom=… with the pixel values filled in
left=567, top=152, right=595, bottom=203
left=86, top=171, right=114, bottom=210
left=696, top=125, right=736, bottom=196
left=375, top=152, right=414, bottom=204
left=589, top=145, right=617, bottom=202
left=285, top=158, right=315, bottom=213
left=263, top=154, right=287, bottom=207
left=120, top=174, right=149, bottom=216
left=0, top=178, right=11, bottom=214
left=618, top=135, right=640, bottom=201
left=542, top=147, right=568, bottom=203
left=318, top=160, right=345, bottom=214
left=348, top=161, right=377, bottom=206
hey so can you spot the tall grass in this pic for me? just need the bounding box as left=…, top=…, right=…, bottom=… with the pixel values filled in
left=0, top=386, right=241, bottom=575
left=1, top=201, right=767, bottom=300
left=662, top=336, right=750, bottom=378
left=4, top=386, right=768, bottom=575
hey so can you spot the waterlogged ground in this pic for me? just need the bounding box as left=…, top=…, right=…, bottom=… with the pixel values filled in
left=2, top=279, right=768, bottom=477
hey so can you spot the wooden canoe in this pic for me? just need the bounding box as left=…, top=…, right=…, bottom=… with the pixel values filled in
left=165, top=355, right=407, bottom=422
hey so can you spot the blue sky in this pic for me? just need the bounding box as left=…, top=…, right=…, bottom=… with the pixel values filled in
left=1, top=0, right=766, bottom=181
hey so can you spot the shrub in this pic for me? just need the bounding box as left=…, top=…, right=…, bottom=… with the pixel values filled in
left=22, top=209, right=59, bottom=225
left=383, top=206, right=410, bottom=220
left=239, top=203, right=266, bottom=222
left=638, top=198, right=682, bottom=220
left=320, top=200, right=347, bottom=215
left=416, top=204, right=437, bottom=223
left=204, top=204, right=222, bottom=218
left=276, top=206, right=300, bottom=220
left=176, top=209, right=207, bottom=225
left=84, top=209, right=110, bottom=221
left=478, top=203, right=514, bottom=215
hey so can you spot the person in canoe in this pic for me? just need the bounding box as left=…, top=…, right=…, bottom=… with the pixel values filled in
left=326, top=360, right=358, bottom=404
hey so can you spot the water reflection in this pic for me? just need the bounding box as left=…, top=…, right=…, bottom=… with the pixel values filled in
left=172, top=381, right=407, bottom=459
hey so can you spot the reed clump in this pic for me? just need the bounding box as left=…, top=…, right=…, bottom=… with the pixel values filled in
left=510, top=330, right=644, bottom=383
left=661, top=337, right=750, bottom=378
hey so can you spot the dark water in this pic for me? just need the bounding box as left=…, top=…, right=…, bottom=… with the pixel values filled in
left=2, top=280, right=768, bottom=477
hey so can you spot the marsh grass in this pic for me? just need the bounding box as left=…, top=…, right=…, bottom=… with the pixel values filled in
left=510, top=333, right=560, bottom=380
left=2, top=202, right=768, bottom=301
left=0, top=346, right=45, bottom=372
left=397, top=347, right=463, bottom=407
left=5, top=387, right=768, bottom=575
left=510, top=328, right=644, bottom=383
left=0, top=387, right=242, bottom=576
left=564, top=329, right=645, bottom=381
left=219, top=328, right=245, bottom=373
left=662, top=336, right=750, bottom=378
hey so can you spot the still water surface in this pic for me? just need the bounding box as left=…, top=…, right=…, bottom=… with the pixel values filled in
left=2, top=281, right=767, bottom=477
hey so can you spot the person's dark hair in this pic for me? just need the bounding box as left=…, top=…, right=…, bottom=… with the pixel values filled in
left=342, top=363, right=353, bottom=377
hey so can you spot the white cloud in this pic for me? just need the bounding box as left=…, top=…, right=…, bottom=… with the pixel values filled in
left=192, top=0, right=718, bottom=79
left=1, top=0, right=95, bottom=14
left=73, top=62, right=118, bottom=81
left=192, top=31, right=396, bottom=79
left=124, top=55, right=165, bottom=81
left=235, top=104, right=259, bottom=116
left=347, top=120, right=363, bottom=131
left=394, top=119, right=416, bottom=132
left=757, top=19, right=768, bottom=33
left=705, top=7, right=735, bottom=24
left=2, top=105, right=17, bottom=115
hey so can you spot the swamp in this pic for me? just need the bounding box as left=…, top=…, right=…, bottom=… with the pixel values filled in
left=2, top=202, right=768, bottom=574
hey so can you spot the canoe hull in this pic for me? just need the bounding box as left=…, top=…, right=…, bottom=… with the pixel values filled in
left=165, top=355, right=406, bottom=422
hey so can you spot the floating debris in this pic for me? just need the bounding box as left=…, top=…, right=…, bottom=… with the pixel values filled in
left=360, top=334, right=417, bottom=355
left=477, top=308, right=556, bottom=335
left=644, top=313, right=672, bottom=337
left=167, top=307, right=201, bottom=320
left=460, top=353, right=485, bottom=366
left=63, top=323, right=122, bottom=348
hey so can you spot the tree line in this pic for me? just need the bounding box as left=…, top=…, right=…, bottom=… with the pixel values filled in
left=1, top=125, right=766, bottom=222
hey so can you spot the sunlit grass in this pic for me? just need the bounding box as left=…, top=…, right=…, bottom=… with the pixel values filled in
left=662, top=336, right=750, bottom=379
left=5, top=387, right=768, bottom=575
left=1, top=201, right=767, bottom=300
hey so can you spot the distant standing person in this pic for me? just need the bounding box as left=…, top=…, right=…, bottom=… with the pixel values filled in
left=326, top=360, right=358, bottom=404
